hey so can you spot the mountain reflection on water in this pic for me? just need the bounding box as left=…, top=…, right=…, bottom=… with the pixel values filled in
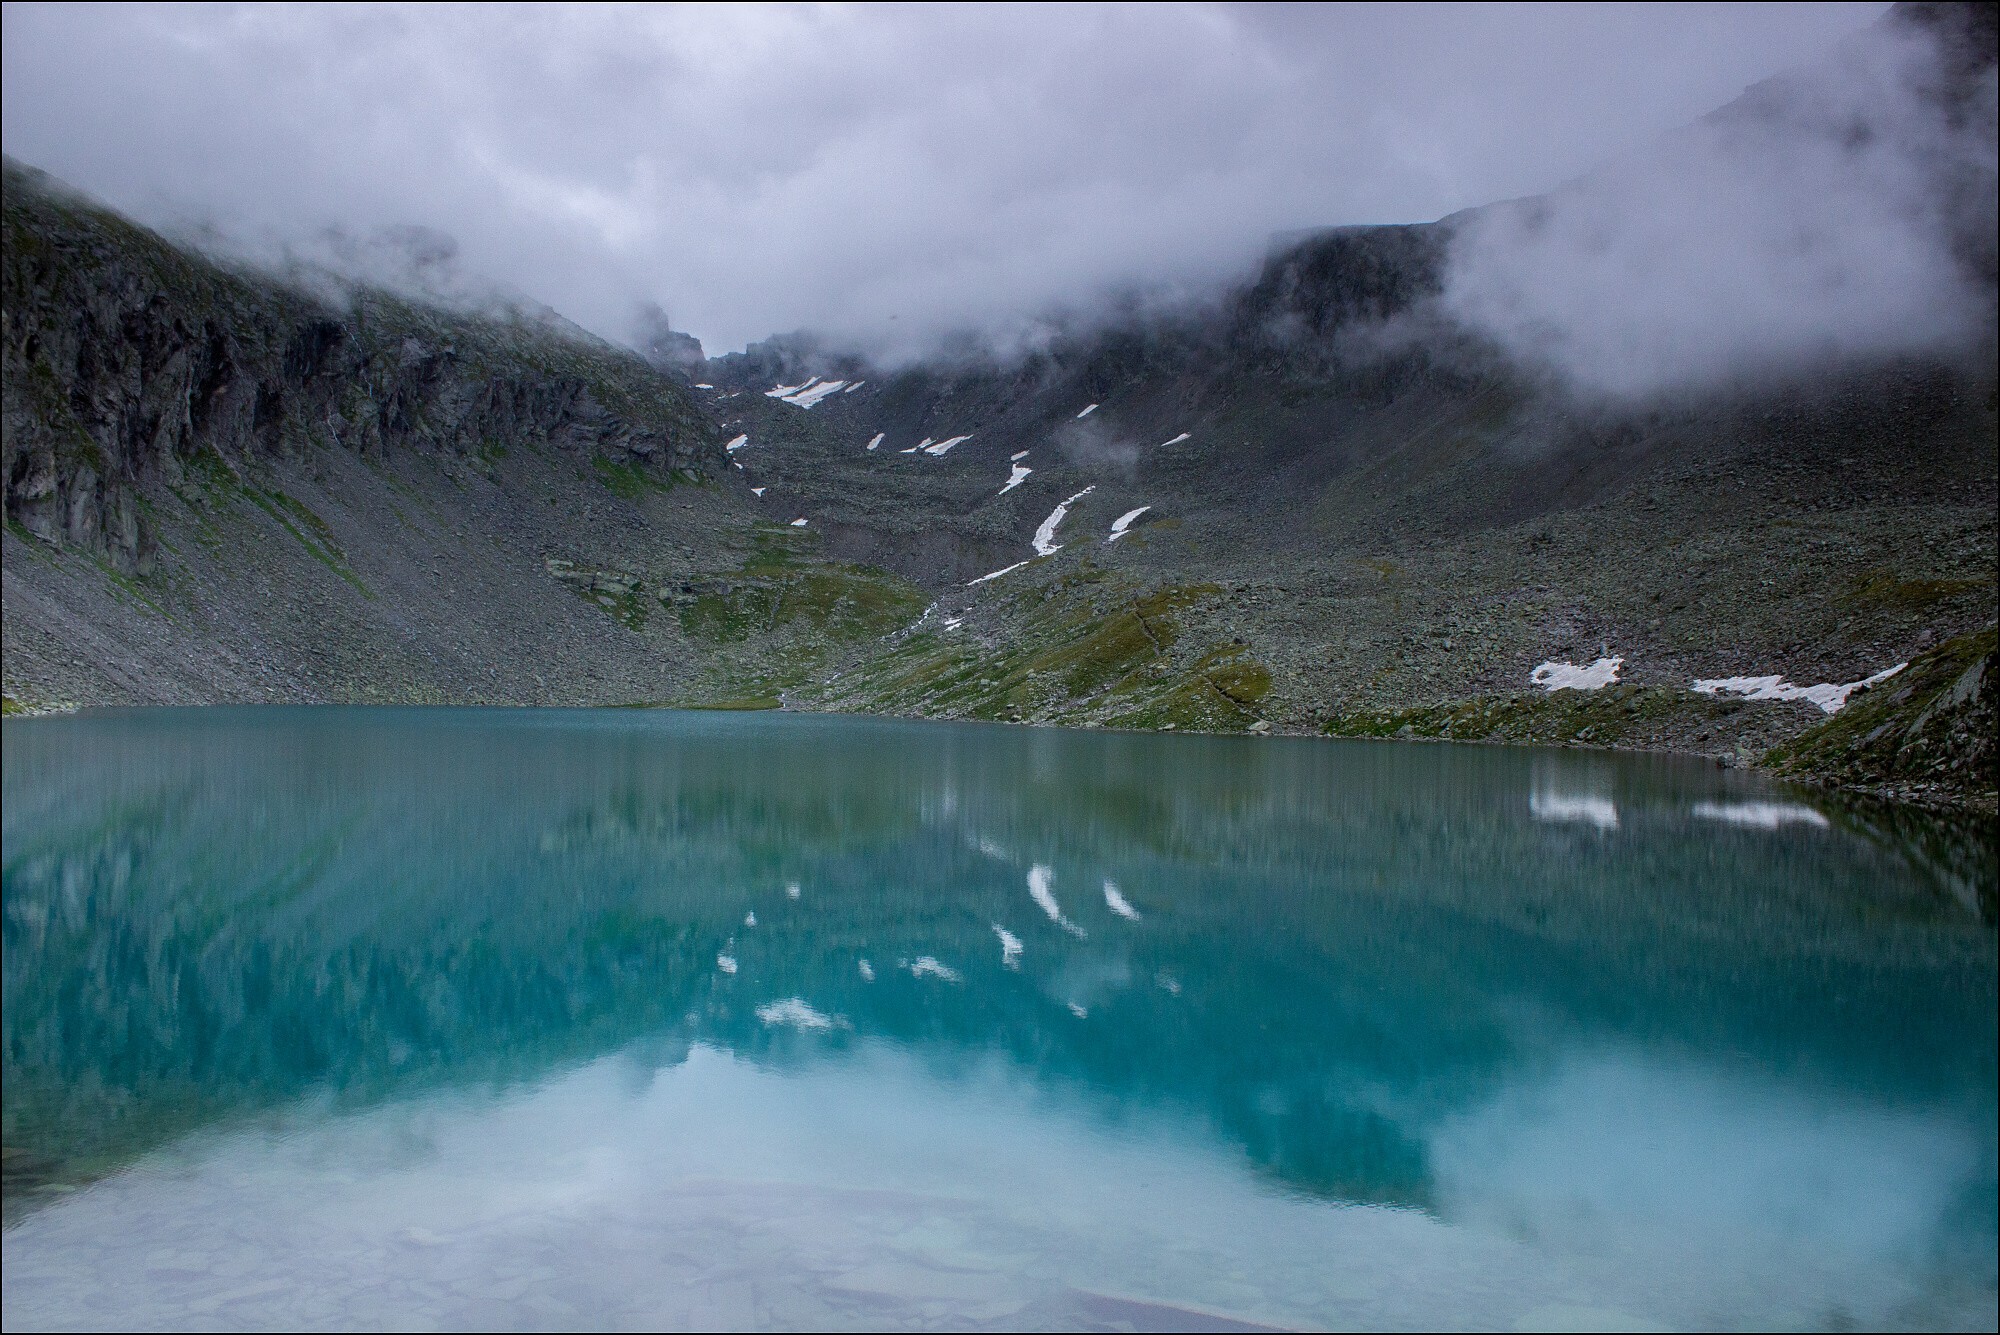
left=2, top=708, right=1995, bottom=1331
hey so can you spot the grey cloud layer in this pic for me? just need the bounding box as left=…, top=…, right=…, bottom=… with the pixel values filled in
left=1442, top=14, right=1998, bottom=398
left=2, top=3, right=1893, bottom=357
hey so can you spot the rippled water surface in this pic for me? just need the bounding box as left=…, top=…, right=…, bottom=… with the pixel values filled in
left=3, top=708, right=1995, bottom=1331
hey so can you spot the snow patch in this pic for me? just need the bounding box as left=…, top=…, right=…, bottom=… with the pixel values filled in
left=1033, top=486, right=1095, bottom=555
left=1076, top=404, right=1098, bottom=418
left=998, top=462, right=1032, bottom=494
left=1158, top=432, right=1189, bottom=448
left=866, top=433, right=885, bottom=451
left=1531, top=657, right=1624, bottom=691
left=906, top=956, right=960, bottom=982
left=1106, top=506, right=1150, bottom=542
left=782, top=379, right=848, bottom=409
left=765, top=377, right=817, bottom=398
left=924, top=435, right=972, bottom=455
left=751, top=487, right=766, bottom=497
left=786, top=881, right=801, bottom=899
left=858, top=959, right=875, bottom=981
left=744, top=911, right=757, bottom=927
left=694, top=383, right=714, bottom=389
left=1530, top=792, right=1620, bottom=830
left=1011, top=450, right=1029, bottom=461
left=844, top=381, right=865, bottom=392
left=1691, top=800, right=1831, bottom=830
left=725, top=434, right=750, bottom=452
left=790, top=518, right=808, bottom=527
left=756, top=998, right=842, bottom=1031
left=1068, top=1002, right=1089, bottom=1018
left=994, top=925, right=1023, bottom=968
left=1103, top=881, right=1140, bottom=920
left=968, top=560, right=1032, bottom=586
left=716, top=954, right=738, bottom=974
left=1690, top=663, right=1905, bottom=715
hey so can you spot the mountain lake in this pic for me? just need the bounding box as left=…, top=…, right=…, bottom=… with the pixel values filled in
left=2, top=707, right=1994, bottom=1331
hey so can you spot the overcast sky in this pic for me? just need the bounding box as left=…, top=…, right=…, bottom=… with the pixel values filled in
left=2, top=2, right=1893, bottom=356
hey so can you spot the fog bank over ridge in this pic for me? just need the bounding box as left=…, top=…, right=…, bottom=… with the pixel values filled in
left=1, top=2, right=1897, bottom=361
left=1440, top=6, right=1999, bottom=398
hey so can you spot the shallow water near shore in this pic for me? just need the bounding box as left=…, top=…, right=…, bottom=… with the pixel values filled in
left=3, top=707, right=1994, bottom=1331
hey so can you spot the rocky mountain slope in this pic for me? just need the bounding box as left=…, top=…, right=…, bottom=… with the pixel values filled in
left=3, top=4, right=1995, bottom=814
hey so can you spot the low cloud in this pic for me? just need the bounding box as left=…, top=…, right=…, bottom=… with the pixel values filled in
left=1439, top=12, right=1997, bottom=400
left=0, top=4, right=1893, bottom=358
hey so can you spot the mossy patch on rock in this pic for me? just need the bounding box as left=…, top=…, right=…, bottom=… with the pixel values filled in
left=1765, top=626, right=1997, bottom=812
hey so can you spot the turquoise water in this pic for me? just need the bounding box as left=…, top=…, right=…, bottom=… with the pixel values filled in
left=2, top=707, right=1994, bottom=1331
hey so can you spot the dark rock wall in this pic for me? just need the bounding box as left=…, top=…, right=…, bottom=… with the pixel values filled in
left=2, top=160, right=715, bottom=569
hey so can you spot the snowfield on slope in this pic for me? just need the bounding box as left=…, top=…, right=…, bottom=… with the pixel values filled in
left=1106, top=506, right=1150, bottom=542
left=1033, top=486, right=1096, bottom=555
left=1690, top=663, right=1905, bottom=714
left=1531, top=657, right=1623, bottom=690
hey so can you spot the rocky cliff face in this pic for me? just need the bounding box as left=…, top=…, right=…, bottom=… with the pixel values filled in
left=3, top=161, right=715, bottom=570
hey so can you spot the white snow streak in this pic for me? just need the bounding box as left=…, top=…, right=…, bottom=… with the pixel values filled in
left=999, top=462, right=1032, bottom=494
left=858, top=959, right=875, bottom=981
left=1033, top=486, right=1095, bottom=555
left=994, top=925, right=1023, bottom=968
left=716, top=953, right=738, bottom=974
left=725, top=434, right=750, bottom=452
left=765, top=378, right=816, bottom=398
left=867, top=433, right=885, bottom=451
left=1690, top=663, right=1905, bottom=714
left=924, top=435, right=972, bottom=455
left=751, top=486, right=766, bottom=497
left=781, top=379, right=849, bottom=408
left=907, top=956, right=961, bottom=982
left=1158, top=432, right=1189, bottom=447
left=1106, top=506, right=1151, bottom=542
left=1076, top=404, right=1098, bottom=418
left=1531, top=657, right=1624, bottom=691
left=844, top=381, right=865, bottom=393
left=968, top=560, right=1032, bottom=585
left=790, top=518, right=808, bottom=527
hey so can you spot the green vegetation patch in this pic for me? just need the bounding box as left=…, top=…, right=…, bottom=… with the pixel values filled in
left=1841, top=571, right=1993, bottom=613
left=592, top=454, right=669, bottom=500
left=674, top=542, right=925, bottom=646
left=822, top=577, right=1276, bottom=732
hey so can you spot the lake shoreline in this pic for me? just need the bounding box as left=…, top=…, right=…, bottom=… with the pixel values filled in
left=5, top=684, right=1995, bottom=821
